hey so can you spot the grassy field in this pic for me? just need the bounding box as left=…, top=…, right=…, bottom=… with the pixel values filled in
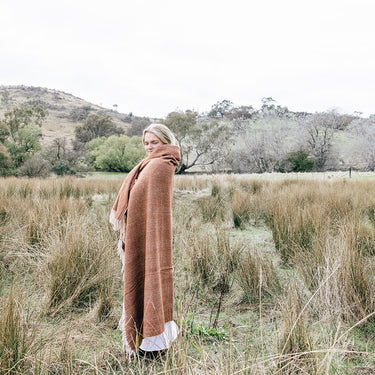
left=1, top=173, right=375, bottom=374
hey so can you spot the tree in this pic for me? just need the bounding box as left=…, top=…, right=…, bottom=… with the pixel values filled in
left=242, top=127, right=286, bottom=173
left=225, top=105, right=257, bottom=133
left=70, top=105, right=93, bottom=121
left=165, top=110, right=197, bottom=146
left=348, top=117, right=375, bottom=170
left=229, top=118, right=299, bottom=173
left=0, top=121, right=10, bottom=143
left=43, top=137, right=71, bottom=166
left=208, top=100, right=234, bottom=118
left=227, top=105, right=256, bottom=120
left=1, top=89, right=11, bottom=107
left=1, top=104, right=47, bottom=169
left=299, top=111, right=340, bottom=171
left=43, top=137, right=90, bottom=175
left=165, top=110, right=234, bottom=173
left=261, top=97, right=277, bottom=112
left=4, top=103, right=47, bottom=140
left=87, top=135, right=144, bottom=172
left=127, top=117, right=151, bottom=137
left=17, top=125, right=42, bottom=153
left=0, top=142, right=12, bottom=175
left=74, top=114, right=123, bottom=143
left=259, top=97, right=292, bottom=119
left=5, top=124, right=43, bottom=168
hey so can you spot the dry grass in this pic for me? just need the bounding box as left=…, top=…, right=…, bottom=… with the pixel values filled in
left=44, top=214, right=115, bottom=315
left=1, top=174, right=375, bottom=373
left=236, top=248, right=281, bottom=303
left=0, top=287, right=42, bottom=374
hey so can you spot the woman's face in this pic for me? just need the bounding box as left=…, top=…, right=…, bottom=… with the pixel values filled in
left=144, top=132, right=163, bottom=155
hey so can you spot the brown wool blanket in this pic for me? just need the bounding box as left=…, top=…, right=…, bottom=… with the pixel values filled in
left=110, top=144, right=181, bottom=353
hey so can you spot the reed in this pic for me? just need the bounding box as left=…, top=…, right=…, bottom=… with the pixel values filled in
left=44, top=213, right=116, bottom=314
left=230, top=188, right=265, bottom=228
left=236, top=248, right=281, bottom=303
left=263, top=183, right=326, bottom=264
left=183, top=226, right=243, bottom=328
left=277, top=283, right=317, bottom=374
left=196, top=194, right=227, bottom=224
left=0, top=288, right=42, bottom=374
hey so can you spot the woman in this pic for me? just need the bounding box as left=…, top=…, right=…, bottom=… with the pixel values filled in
left=110, top=123, right=180, bottom=358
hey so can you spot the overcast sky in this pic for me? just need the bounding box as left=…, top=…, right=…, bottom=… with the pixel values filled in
left=1, top=0, right=374, bottom=118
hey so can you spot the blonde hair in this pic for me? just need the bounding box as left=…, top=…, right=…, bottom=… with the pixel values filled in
left=142, top=123, right=176, bottom=145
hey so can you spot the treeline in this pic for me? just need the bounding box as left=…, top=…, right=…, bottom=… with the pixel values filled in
left=0, top=95, right=374, bottom=177
left=169, top=98, right=375, bottom=174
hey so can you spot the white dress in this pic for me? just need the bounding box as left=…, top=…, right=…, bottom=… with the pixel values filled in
left=118, top=304, right=179, bottom=355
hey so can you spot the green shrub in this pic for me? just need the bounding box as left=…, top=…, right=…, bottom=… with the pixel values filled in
left=286, top=150, right=315, bottom=172
left=52, top=160, right=76, bottom=176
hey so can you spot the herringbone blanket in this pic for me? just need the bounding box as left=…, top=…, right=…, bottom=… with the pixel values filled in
left=110, top=144, right=180, bottom=353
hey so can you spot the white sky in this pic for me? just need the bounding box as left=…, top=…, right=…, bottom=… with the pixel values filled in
left=1, top=0, right=374, bottom=118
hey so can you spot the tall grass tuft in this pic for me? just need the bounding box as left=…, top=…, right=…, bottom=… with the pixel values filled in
left=187, top=228, right=242, bottom=286
left=185, top=227, right=243, bottom=327
left=0, top=288, right=41, bottom=374
left=265, top=193, right=325, bottom=263
left=231, top=189, right=251, bottom=229
left=311, top=220, right=375, bottom=323
left=230, top=188, right=264, bottom=228
left=58, top=177, right=81, bottom=199
left=236, top=249, right=281, bottom=303
left=96, top=278, right=114, bottom=322
left=196, top=194, right=227, bottom=223
left=278, top=283, right=317, bottom=374
left=45, top=214, right=116, bottom=314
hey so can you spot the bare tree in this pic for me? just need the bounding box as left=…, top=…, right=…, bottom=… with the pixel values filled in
left=45, top=137, right=69, bottom=164
left=348, top=117, right=375, bottom=170
left=43, top=137, right=89, bottom=174
left=230, top=119, right=298, bottom=173
left=299, top=111, right=341, bottom=171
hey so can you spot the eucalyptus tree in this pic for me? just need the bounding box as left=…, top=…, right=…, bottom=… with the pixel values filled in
left=165, top=110, right=234, bottom=173
left=74, top=114, right=123, bottom=143
left=1, top=103, right=47, bottom=168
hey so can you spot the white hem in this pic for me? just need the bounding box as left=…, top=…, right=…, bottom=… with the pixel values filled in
left=118, top=305, right=179, bottom=354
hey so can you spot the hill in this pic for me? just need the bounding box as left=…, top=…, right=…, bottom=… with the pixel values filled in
left=0, top=85, right=140, bottom=145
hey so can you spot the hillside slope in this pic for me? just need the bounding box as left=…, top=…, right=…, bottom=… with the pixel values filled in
left=0, top=85, right=134, bottom=144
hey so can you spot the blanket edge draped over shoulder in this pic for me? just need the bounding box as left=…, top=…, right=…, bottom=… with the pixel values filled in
left=110, top=144, right=181, bottom=353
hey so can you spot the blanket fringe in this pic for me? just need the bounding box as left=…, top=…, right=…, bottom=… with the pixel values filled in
left=118, top=304, right=136, bottom=358
left=109, top=208, right=122, bottom=232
